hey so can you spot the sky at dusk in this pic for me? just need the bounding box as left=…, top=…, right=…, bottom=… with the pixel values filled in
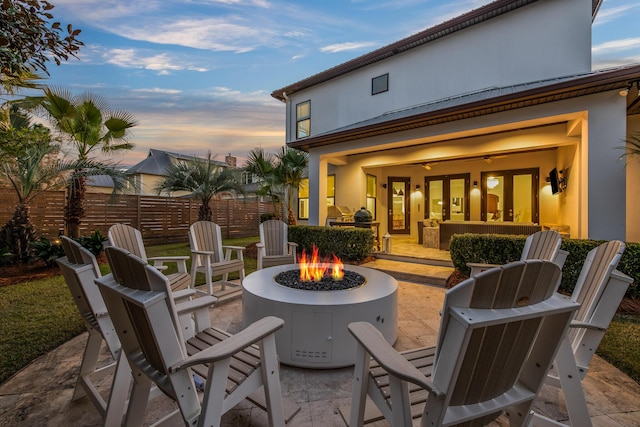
left=31, top=0, right=640, bottom=168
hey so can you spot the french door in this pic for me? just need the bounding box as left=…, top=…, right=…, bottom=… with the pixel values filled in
left=481, top=168, right=539, bottom=223
left=425, top=174, right=470, bottom=222
left=387, top=177, right=410, bottom=234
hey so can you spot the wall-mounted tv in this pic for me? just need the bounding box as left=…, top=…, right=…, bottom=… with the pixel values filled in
left=549, top=168, right=560, bottom=195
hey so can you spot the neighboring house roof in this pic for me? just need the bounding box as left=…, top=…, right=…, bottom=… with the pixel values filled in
left=271, top=0, right=604, bottom=101
left=287, top=64, right=640, bottom=151
left=86, top=175, right=114, bottom=188
left=127, top=149, right=227, bottom=176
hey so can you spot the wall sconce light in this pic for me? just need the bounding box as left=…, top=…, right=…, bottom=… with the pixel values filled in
left=415, top=184, right=421, bottom=191
left=473, top=180, right=478, bottom=188
left=381, top=183, right=387, bottom=189
left=619, top=84, right=630, bottom=97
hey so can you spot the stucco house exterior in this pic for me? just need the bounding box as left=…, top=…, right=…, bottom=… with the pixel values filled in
left=271, top=0, right=640, bottom=244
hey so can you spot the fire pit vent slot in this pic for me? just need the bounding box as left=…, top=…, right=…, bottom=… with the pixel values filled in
left=294, top=350, right=329, bottom=360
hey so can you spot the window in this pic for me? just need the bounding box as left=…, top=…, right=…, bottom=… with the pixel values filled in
left=366, top=174, right=377, bottom=220
left=298, top=178, right=309, bottom=219
left=372, top=73, right=388, bottom=95
left=327, top=175, right=335, bottom=207
left=296, top=101, right=310, bottom=139
left=298, top=175, right=335, bottom=220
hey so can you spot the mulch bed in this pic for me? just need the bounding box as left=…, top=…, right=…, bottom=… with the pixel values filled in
left=0, top=260, right=61, bottom=287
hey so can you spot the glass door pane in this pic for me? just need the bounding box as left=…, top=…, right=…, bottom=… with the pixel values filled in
left=428, top=180, right=443, bottom=221
left=449, top=178, right=466, bottom=221
left=481, top=168, right=538, bottom=222
left=388, top=177, right=410, bottom=234
left=513, top=173, right=533, bottom=223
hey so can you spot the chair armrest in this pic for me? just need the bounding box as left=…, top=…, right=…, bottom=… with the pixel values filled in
left=222, top=245, right=245, bottom=252
left=172, top=288, right=196, bottom=303
left=347, top=322, right=443, bottom=397
left=175, top=296, right=217, bottom=316
left=256, top=243, right=264, bottom=248
left=191, top=250, right=215, bottom=256
left=466, top=262, right=499, bottom=277
left=170, top=316, right=284, bottom=371
left=148, top=256, right=190, bottom=262
left=287, top=242, right=298, bottom=247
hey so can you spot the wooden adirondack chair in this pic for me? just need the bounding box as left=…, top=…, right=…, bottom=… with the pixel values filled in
left=257, top=219, right=298, bottom=270
left=57, top=236, right=131, bottom=425
left=96, top=246, right=290, bottom=427
left=107, top=223, right=191, bottom=294
left=467, top=229, right=568, bottom=276
left=533, top=240, right=633, bottom=427
left=188, top=221, right=245, bottom=301
left=343, top=260, right=580, bottom=427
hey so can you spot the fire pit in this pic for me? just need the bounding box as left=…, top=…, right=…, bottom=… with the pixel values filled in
left=242, top=249, right=398, bottom=368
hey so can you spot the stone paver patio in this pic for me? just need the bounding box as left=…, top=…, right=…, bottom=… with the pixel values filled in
left=1, top=278, right=639, bottom=426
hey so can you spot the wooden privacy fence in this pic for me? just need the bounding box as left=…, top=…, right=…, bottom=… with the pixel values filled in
left=0, top=189, right=279, bottom=245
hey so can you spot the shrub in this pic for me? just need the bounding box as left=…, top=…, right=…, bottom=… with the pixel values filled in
left=260, top=213, right=276, bottom=223
left=449, top=234, right=639, bottom=299
left=76, top=229, right=107, bottom=257
left=288, top=225, right=373, bottom=262
left=29, top=236, right=65, bottom=267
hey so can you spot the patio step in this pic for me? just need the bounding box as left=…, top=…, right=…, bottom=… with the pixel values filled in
left=362, top=258, right=454, bottom=287
left=373, top=251, right=454, bottom=268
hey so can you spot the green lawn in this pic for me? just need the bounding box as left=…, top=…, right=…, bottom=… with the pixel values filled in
left=1, top=237, right=639, bottom=386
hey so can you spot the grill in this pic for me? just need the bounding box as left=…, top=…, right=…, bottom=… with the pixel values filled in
left=327, top=205, right=354, bottom=222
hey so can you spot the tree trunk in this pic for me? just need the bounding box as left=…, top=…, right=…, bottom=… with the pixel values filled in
left=198, top=203, right=212, bottom=222
left=65, top=173, right=86, bottom=238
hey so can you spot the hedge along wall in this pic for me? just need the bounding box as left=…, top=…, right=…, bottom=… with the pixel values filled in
left=0, top=188, right=279, bottom=245
left=288, top=225, right=374, bottom=262
left=449, top=233, right=639, bottom=299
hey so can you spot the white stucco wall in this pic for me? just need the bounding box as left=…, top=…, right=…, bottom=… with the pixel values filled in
left=284, top=0, right=592, bottom=141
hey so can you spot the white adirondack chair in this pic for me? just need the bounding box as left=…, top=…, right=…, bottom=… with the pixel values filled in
left=344, top=260, right=580, bottom=427
left=467, top=229, right=568, bottom=276
left=533, top=240, right=633, bottom=427
left=257, top=219, right=298, bottom=270
left=57, top=236, right=130, bottom=425
left=96, top=246, right=291, bottom=427
left=58, top=237, right=219, bottom=425
left=107, top=223, right=191, bottom=295
left=188, top=221, right=245, bottom=300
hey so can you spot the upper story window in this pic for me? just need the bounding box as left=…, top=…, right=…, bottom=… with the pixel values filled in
left=372, top=73, right=388, bottom=95
left=296, top=101, right=310, bottom=139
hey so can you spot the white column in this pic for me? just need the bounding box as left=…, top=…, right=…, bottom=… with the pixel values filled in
left=308, top=152, right=328, bottom=226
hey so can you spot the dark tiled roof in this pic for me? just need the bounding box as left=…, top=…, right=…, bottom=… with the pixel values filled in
left=86, top=175, right=114, bottom=188
left=272, top=0, right=604, bottom=101
left=287, top=64, right=640, bottom=151
left=126, top=149, right=226, bottom=176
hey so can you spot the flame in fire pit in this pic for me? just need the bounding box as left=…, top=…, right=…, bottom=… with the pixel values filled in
left=298, top=245, right=344, bottom=281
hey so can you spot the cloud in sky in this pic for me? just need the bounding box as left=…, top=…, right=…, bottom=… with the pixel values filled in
left=37, top=0, right=640, bottom=167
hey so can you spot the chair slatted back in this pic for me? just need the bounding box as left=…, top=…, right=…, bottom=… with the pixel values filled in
left=522, top=230, right=561, bottom=261
left=260, top=220, right=288, bottom=256
left=426, top=260, right=575, bottom=425
left=108, top=224, right=148, bottom=260
left=434, top=261, right=562, bottom=398
left=99, top=247, right=196, bottom=410
left=189, top=221, right=223, bottom=263
left=57, top=236, right=119, bottom=357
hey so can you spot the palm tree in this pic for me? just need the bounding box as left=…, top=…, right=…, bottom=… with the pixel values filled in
left=38, top=87, right=136, bottom=237
left=621, top=132, right=640, bottom=160
left=0, top=141, right=69, bottom=263
left=244, top=147, right=284, bottom=219
left=275, top=147, right=309, bottom=225
left=155, top=152, right=244, bottom=222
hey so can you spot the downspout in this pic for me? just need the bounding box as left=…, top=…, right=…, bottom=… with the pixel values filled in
left=282, top=92, right=290, bottom=143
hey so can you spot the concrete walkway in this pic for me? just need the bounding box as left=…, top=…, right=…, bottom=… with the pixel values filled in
left=1, top=278, right=639, bottom=426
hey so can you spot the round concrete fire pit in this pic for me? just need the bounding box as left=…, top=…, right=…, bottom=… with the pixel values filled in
left=242, top=264, right=398, bottom=368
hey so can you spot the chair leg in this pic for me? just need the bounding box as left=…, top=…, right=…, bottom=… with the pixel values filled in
left=73, top=330, right=103, bottom=401
left=260, top=334, right=285, bottom=427
left=123, top=374, right=153, bottom=427
left=349, top=343, right=370, bottom=427
left=103, top=352, right=132, bottom=427
left=554, top=338, right=593, bottom=427
left=200, top=359, right=232, bottom=427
